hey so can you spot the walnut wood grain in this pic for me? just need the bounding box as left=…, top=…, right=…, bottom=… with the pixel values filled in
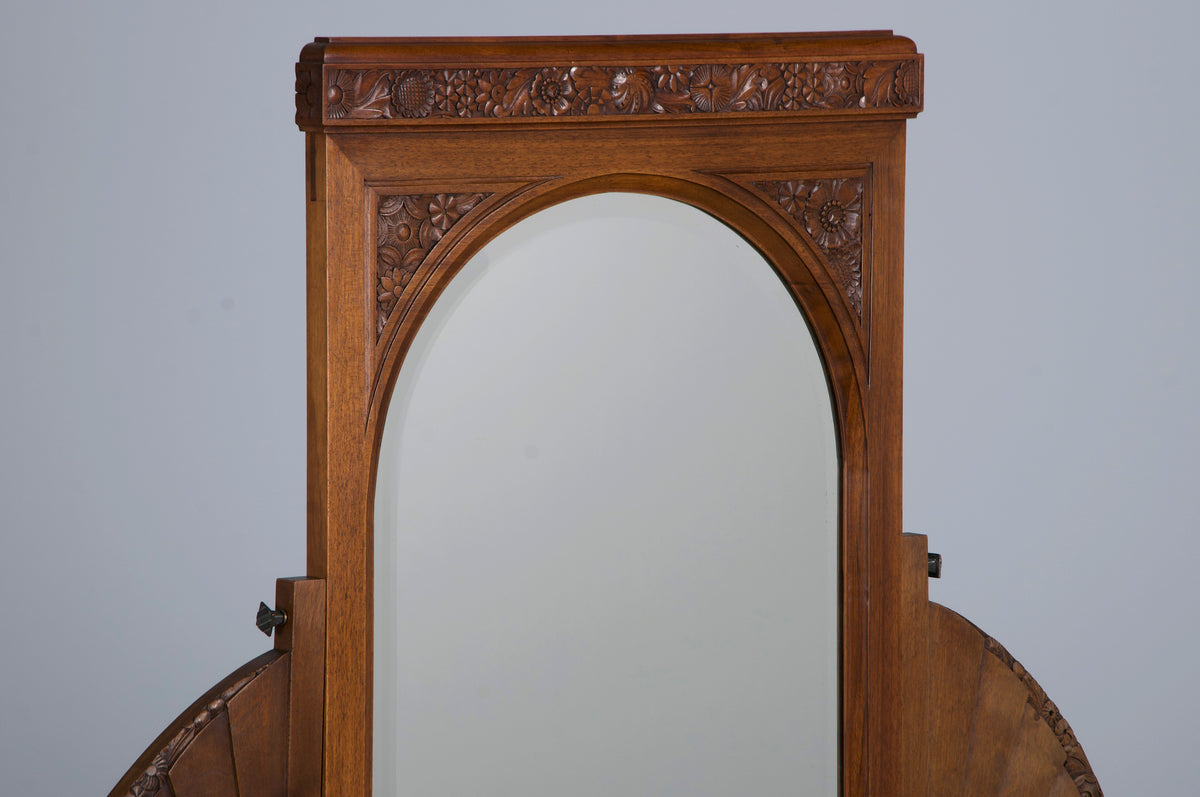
left=227, top=653, right=289, bottom=797
left=927, top=604, right=986, bottom=796
left=108, top=651, right=286, bottom=797
left=168, top=711, right=239, bottom=797
left=983, top=634, right=1103, bottom=797
left=275, top=577, right=326, bottom=797
left=901, top=534, right=931, bottom=797
left=923, top=602, right=1103, bottom=797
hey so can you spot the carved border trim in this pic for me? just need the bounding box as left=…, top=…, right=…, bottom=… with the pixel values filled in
left=754, top=177, right=866, bottom=318
left=122, top=658, right=274, bottom=797
left=375, top=192, right=491, bottom=339
left=298, top=59, right=920, bottom=126
left=983, top=637, right=1103, bottom=797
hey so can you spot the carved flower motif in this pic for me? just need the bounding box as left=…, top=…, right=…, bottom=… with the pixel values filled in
left=773, top=181, right=810, bottom=218
left=825, top=243, right=863, bottom=312
left=434, top=69, right=476, bottom=116
left=804, top=179, right=862, bottom=249
left=796, top=63, right=829, bottom=105
left=569, top=67, right=613, bottom=114
left=689, top=64, right=733, bottom=111
left=427, top=196, right=459, bottom=230
left=376, top=193, right=486, bottom=336
left=530, top=68, right=575, bottom=115
left=479, top=72, right=510, bottom=116
left=326, top=71, right=357, bottom=119
left=390, top=71, right=434, bottom=118
left=611, top=68, right=655, bottom=112
left=774, top=64, right=808, bottom=110
left=379, top=263, right=415, bottom=303
left=128, top=757, right=169, bottom=797
left=652, top=65, right=690, bottom=93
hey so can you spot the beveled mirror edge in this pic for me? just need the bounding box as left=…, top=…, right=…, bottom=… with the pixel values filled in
left=372, top=192, right=843, bottom=795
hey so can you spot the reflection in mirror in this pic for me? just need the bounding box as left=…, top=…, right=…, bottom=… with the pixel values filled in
left=374, top=193, right=838, bottom=796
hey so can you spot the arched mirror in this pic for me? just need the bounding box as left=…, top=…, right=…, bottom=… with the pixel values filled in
left=373, top=193, right=839, bottom=795
left=109, top=32, right=1103, bottom=797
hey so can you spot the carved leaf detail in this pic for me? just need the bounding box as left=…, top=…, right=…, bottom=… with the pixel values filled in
left=755, top=178, right=866, bottom=317
left=984, top=636, right=1104, bottom=797
left=376, top=192, right=490, bottom=337
left=310, top=60, right=921, bottom=123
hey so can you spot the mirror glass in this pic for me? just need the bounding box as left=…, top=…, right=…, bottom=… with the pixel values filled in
left=374, top=193, right=839, bottom=796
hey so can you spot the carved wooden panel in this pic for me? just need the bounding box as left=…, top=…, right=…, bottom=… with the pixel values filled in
left=924, top=603, right=1102, bottom=797
left=304, top=60, right=920, bottom=125
left=376, top=192, right=490, bottom=337
left=984, top=634, right=1103, bottom=797
left=755, top=177, right=866, bottom=317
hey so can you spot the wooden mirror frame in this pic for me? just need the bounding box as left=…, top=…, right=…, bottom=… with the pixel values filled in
left=296, top=32, right=923, bottom=796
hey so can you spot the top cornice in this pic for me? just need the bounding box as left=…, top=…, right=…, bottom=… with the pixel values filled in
left=295, top=32, right=923, bottom=130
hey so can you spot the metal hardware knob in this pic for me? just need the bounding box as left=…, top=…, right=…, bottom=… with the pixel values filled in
left=927, top=552, right=943, bottom=578
left=256, top=601, right=287, bottom=636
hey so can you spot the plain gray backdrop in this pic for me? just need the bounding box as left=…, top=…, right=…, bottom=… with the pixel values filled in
left=1, top=1, right=1196, bottom=794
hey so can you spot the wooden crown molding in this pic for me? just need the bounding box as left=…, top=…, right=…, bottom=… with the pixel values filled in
left=296, top=33, right=922, bottom=129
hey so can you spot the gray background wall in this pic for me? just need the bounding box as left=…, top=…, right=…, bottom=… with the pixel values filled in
left=1, top=1, right=1195, bottom=794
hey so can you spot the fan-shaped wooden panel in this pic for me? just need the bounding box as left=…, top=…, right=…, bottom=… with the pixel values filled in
left=108, top=651, right=288, bottom=797
left=925, top=603, right=1102, bottom=797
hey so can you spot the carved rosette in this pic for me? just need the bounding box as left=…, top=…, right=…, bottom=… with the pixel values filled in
left=305, top=60, right=920, bottom=123
left=756, top=178, right=865, bottom=317
left=376, top=192, right=489, bottom=337
left=984, top=636, right=1104, bottom=797
left=121, top=660, right=271, bottom=797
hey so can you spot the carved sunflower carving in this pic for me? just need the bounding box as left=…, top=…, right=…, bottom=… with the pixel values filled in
left=390, top=71, right=435, bottom=118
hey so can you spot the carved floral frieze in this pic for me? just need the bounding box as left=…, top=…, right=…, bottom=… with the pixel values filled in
left=755, top=177, right=866, bottom=317
left=302, top=59, right=920, bottom=124
left=376, top=192, right=490, bottom=337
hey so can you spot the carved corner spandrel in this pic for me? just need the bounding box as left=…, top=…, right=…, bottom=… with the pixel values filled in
left=375, top=192, right=491, bottom=339
left=754, top=176, right=867, bottom=319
